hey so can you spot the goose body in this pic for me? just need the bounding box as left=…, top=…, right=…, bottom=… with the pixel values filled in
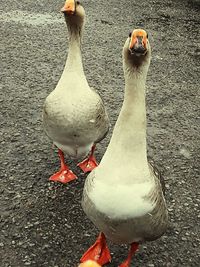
left=43, top=0, right=109, bottom=182
left=81, top=29, right=168, bottom=266
left=83, top=164, right=167, bottom=245
left=43, top=76, right=108, bottom=159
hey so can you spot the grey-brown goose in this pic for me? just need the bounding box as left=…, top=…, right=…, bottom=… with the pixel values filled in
left=43, top=0, right=109, bottom=183
left=80, top=29, right=168, bottom=267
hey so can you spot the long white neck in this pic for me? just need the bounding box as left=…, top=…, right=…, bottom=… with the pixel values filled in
left=112, top=69, right=148, bottom=163
left=122, top=69, right=148, bottom=161
left=64, top=23, right=84, bottom=74
left=98, top=58, right=150, bottom=183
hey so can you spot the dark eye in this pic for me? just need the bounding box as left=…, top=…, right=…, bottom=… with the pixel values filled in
left=77, top=1, right=80, bottom=4
left=129, top=32, right=132, bottom=38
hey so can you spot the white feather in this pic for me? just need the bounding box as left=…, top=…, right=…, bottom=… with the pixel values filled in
left=89, top=180, right=155, bottom=219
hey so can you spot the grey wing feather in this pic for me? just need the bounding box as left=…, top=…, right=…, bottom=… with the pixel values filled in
left=148, top=158, right=166, bottom=196
left=91, top=87, right=110, bottom=143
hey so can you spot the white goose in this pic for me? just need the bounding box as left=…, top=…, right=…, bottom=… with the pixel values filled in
left=80, top=29, right=168, bottom=266
left=43, top=0, right=109, bottom=183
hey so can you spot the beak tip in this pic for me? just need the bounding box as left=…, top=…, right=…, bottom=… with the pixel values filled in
left=60, top=1, right=75, bottom=14
left=60, top=7, right=74, bottom=14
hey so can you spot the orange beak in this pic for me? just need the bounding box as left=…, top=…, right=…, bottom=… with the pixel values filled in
left=129, top=29, right=148, bottom=51
left=78, top=260, right=102, bottom=267
left=61, top=0, right=75, bottom=14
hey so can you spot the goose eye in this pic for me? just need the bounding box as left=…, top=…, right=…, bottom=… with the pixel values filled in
left=129, top=32, right=132, bottom=38
left=77, top=1, right=80, bottom=4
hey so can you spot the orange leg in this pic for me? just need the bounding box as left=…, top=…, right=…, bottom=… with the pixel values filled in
left=80, top=232, right=111, bottom=266
left=77, top=145, right=98, bottom=173
left=118, top=243, right=139, bottom=267
left=49, top=149, right=77, bottom=184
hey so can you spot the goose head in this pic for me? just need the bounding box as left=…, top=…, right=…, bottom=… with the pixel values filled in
left=123, top=29, right=151, bottom=71
left=61, top=0, right=85, bottom=31
left=78, top=260, right=101, bottom=267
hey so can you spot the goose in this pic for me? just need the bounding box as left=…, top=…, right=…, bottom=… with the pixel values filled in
left=80, top=29, right=168, bottom=266
left=78, top=260, right=101, bottom=267
left=43, top=0, right=109, bottom=183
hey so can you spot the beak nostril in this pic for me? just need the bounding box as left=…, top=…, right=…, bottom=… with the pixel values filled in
left=130, top=44, right=147, bottom=55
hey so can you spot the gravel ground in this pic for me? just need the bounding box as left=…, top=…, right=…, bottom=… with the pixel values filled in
left=0, top=0, right=200, bottom=266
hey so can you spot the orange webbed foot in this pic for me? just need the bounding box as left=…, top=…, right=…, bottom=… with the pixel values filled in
left=77, top=155, right=98, bottom=173
left=80, top=232, right=111, bottom=266
left=49, top=168, right=77, bottom=184
left=77, top=145, right=98, bottom=173
left=49, top=149, right=77, bottom=184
